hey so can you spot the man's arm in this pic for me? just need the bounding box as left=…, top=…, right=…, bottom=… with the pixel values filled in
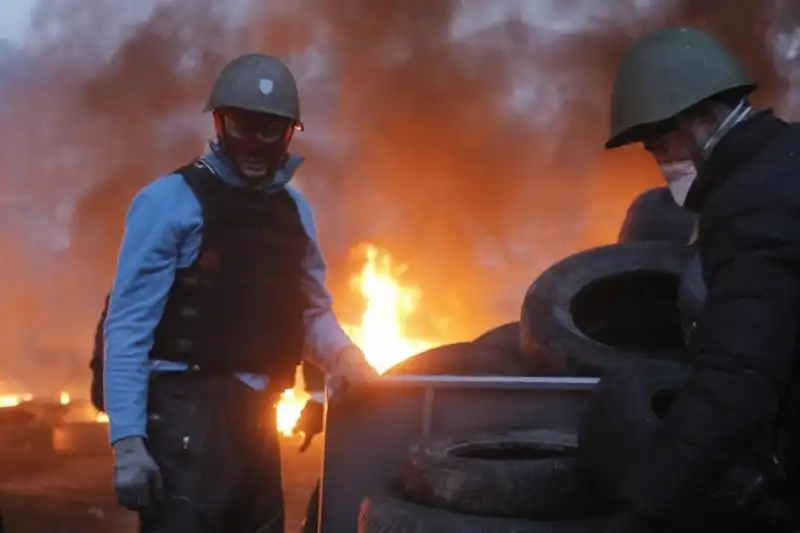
left=104, top=177, right=185, bottom=444
left=287, top=187, right=358, bottom=371
left=620, top=189, right=800, bottom=517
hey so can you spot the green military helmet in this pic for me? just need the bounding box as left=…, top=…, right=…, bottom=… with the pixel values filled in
left=205, top=53, right=303, bottom=130
left=606, top=26, right=756, bottom=148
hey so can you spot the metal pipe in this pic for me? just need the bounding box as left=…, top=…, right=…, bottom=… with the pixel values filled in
left=348, top=375, right=600, bottom=390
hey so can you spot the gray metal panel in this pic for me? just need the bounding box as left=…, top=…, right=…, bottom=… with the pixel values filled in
left=318, top=375, right=599, bottom=533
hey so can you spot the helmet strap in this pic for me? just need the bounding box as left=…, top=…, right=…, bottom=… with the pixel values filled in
left=681, top=98, right=753, bottom=163
left=699, top=98, right=753, bottom=157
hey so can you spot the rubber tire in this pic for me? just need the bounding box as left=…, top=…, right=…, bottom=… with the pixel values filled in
left=359, top=492, right=639, bottom=533
left=578, top=362, right=775, bottom=528
left=617, top=187, right=695, bottom=245
left=402, top=428, right=606, bottom=519
left=472, top=322, right=520, bottom=353
left=677, top=251, right=706, bottom=344
left=384, top=342, right=529, bottom=376
left=520, top=242, right=691, bottom=376
left=578, top=361, right=691, bottom=503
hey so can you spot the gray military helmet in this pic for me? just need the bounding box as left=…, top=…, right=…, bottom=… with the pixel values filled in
left=606, top=26, right=756, bottom=148
left=205, top=53, right=303, bottom=130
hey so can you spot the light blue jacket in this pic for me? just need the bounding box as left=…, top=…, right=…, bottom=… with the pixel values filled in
left=103, top=143, right=355, bottom=443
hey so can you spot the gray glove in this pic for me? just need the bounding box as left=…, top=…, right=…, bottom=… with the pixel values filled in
left=296, top=399, right=324, bottom=453
left=113, top=436, right=163, bottom=510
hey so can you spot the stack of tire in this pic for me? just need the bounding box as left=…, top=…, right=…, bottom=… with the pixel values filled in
left=350, top=242, right=692, bottom=532
left=304, top=240, right=715, bottom=532
left=515, top=241, right=780, bottom=530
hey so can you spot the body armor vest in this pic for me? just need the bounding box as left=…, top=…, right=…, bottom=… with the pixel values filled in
left=91, top=161, right=309, bottom=403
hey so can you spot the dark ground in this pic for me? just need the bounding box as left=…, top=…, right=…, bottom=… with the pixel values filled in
left=0, top=434, right=322, bottom=533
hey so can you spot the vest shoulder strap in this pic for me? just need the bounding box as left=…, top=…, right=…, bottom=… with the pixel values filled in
left=173, top=160, right=219, bottom=225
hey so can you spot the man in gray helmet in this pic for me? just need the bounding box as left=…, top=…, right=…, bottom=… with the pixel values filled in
left=102, top=53, right=377, bottom=532
left=595, top=27, right=800, bottom=528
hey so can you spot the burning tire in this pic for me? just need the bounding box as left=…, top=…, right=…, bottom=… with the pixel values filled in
left=0, top=406, right=55, bottom=463
left=677, top=251, right=706, bottom=343
left=0, top=405, right=40, bottom=430
left=617, top=187, right=695, bottom=245
left=578, top=363, right=776, bottom=525
left=472, top=322, right=520, bottom=353
left=385, top=342, right=528, bottom=376
left=401, top=428, right=605, bottom=520
left=520, top=242, right=691, bottom=376
left=358, top=492, right=632, bottom=533
left=51, top=422, right=111, bottom=457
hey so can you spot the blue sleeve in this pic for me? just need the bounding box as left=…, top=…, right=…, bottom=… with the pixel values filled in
left=286, top=186, right=356, bottom=371
left=103, top=175, right=195, bottom=444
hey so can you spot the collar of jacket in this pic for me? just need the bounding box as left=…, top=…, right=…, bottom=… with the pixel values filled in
left=199, top=141, right=305, bottom=193
left=684, top=111, right=786, bottom=212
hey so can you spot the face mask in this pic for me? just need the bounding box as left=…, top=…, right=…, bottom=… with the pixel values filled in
left=213, top=110, right=294, bottom=184
left=660, top=160, right=697, bottom=206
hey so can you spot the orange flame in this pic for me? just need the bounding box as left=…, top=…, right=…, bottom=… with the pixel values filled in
left=0, top=393, right=33, bottom=408
left=276, top=244, right=434, bottom=436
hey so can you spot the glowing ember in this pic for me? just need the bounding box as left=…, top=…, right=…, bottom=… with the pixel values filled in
left=60, top=391, right=71, bottom=405
left=276, top=244, right=435, bottom=436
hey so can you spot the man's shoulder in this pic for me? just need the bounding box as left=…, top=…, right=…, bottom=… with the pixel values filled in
left=283, top=185, right=318, bottom=239
left=285, top=184, right=316, bottom=216
left=136, top=168, right=197, bottom=201
left=704, top=143, right=800, bottom=247
left=630, top=186, right=673, bottom=207
left=126, top=168, right=203, bottom=223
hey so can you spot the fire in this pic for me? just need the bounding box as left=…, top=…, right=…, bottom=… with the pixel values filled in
left=275, top=244, right=435, bottom=436
left=60, top=391, right=71, bottom=405
left=0, top=393, right=33, bottom=408
left=275, top=365, right=310, bottom=435
left=341, top=246, right=434, bottom=373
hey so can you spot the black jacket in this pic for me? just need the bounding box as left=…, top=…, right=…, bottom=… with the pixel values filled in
left=619, top=112, right=800, bottom=519
left=617, top=186, right=695, bottom=245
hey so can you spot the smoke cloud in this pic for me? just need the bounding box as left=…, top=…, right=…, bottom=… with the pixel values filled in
left=0, top=0, right=797, bottom=393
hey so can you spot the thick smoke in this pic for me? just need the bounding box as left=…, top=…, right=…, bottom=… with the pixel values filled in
left=0, top=0, right=797, bottom=393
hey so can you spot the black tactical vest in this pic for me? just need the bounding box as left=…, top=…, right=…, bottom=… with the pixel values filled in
left=91, top=161, right=309, bottom=401
left=89, top=295, right=109, bottom=412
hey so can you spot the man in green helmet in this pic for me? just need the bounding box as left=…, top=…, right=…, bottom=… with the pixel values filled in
left=599, top=26, right=800, bottom=528
left=101, top=53, right=377, bottom=532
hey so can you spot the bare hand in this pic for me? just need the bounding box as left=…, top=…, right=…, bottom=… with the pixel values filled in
left=327, top=346, right=377, bottom=400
